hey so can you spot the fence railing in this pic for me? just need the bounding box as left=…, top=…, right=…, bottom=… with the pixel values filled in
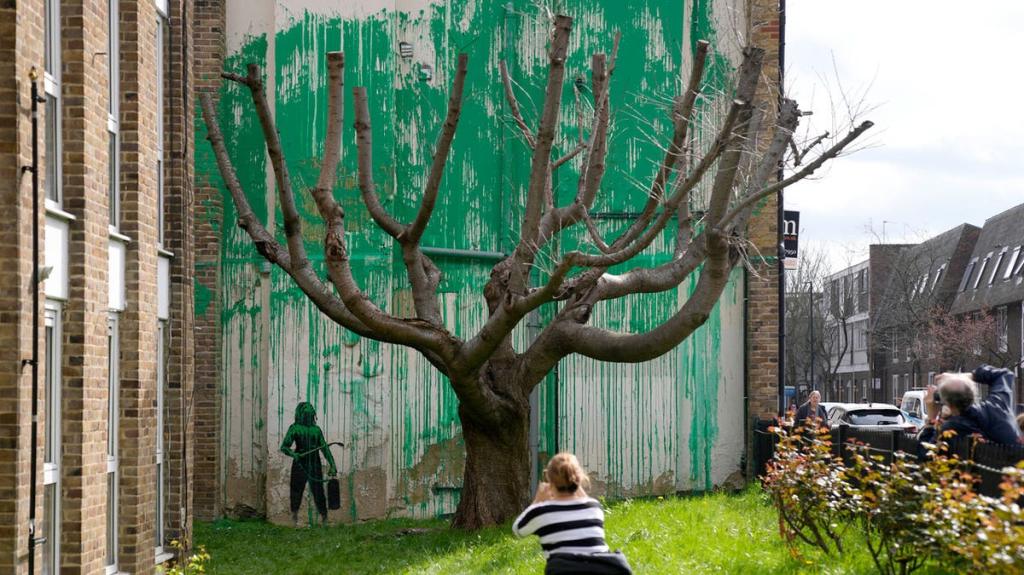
left=752, top=419, right=1024, bottom=498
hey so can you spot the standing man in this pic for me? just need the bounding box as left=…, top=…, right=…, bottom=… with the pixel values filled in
left=795, top=390, right=828, bottom=428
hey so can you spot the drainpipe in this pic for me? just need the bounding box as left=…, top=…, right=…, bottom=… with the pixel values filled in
left=27, top=68, right=45, bottom=575
left=420, top=246, right=506, bottom=261
left=777, top=0, right=788, bottom=415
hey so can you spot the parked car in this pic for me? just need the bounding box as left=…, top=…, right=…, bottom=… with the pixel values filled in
left=827, top=403, right=917, bottom=432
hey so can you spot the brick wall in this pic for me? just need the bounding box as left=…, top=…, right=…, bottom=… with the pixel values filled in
left=191, top=0, right=224, bottom=521
left=59, top=0, right=115, bottom=569
left=0, top=0, right=41, bottom=571
left=0, top=0, right=194, bottom=572
left=164, top=0, right=197, bottom=547
left=117, top=0, right=161, bottom=570
left=746, top=0, right=782, bottom=424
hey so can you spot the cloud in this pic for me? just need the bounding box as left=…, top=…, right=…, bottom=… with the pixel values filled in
left=782, top=0, right=1024, bottom=271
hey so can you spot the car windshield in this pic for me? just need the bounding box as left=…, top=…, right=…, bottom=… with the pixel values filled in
left=846, top=409, right=904, bottom=426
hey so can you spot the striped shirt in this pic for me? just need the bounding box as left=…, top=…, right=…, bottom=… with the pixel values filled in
left=512, top=497, right=609, bottom=558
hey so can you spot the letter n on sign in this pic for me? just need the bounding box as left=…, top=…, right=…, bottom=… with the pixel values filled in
left=783, top=210, right=799, bottom=270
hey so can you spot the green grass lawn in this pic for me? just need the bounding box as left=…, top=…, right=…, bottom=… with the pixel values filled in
left=194, top=488, right=944, bottom=574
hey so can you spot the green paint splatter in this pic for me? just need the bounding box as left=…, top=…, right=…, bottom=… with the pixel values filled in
left=198, top=0, right=748, bottom=519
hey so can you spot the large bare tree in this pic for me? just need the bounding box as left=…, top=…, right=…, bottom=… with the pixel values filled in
left=200, top=15, right=871, bottom=528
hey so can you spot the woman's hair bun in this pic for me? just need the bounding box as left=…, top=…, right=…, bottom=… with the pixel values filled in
left=545, top=453, right=590, bottom=494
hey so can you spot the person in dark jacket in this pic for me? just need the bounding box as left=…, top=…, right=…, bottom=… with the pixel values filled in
left=918, top=365, right=1022, bottom=445
left=795, top=390, right=828, bottom=429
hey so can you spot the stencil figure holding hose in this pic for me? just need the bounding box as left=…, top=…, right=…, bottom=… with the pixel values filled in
left=280, top=402, right=342, bottom=526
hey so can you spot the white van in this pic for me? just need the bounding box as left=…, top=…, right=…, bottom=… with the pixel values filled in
left=901, top=389, right=928, bottom=421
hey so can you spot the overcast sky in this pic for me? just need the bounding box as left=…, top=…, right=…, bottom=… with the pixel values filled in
left=784, top=0, right=1024, bottom=271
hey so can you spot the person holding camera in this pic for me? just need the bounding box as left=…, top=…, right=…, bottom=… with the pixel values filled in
left=513, top=453, right=633, bottom=575
left=918, top=365, right=1022, bottom=445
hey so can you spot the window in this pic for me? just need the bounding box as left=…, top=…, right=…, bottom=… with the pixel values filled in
left=106, top=316, right=119, bottom=574
left=892, top=374, right=899, bottom=397
left=43, top=305, right=61, bottom=575
left=891, top=329, right=899, bottom=361
left=989, top=247, right=1007, bottom=285
left=155, top=321, right=168, bottom=554
left=1004, top=247, right=1021, bottom=281
left=931, top=263, right=946, bottom=291
left=972, top=253, right=991, bottom=290
left=996, top=306, right=1008, bottom=353
left=958, top=259, right=976, bottom=292
left=108, top=0, right=120, bottom=230
left=156, top=16, right=166, bottom=247
left=44, top=0, right=61, bottom=205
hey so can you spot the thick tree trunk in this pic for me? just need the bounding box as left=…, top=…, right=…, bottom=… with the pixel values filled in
left=451, top=401, right=531, bottom=529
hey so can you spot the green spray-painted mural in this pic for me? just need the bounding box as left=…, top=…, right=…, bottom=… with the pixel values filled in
left=197, top=0, right=751, bottom=524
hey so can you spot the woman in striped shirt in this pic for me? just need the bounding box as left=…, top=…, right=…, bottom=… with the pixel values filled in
left=513, top=453, right=633, bottom=574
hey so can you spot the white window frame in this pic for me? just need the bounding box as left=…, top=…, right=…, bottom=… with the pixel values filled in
left=106, top=315, right=119, bottom=575
left=108, top=0, right=120, bottom=232
left=972, top=253, right=991, bottom=290
left=44, top=0, right=62, bottom=208
left=931, top=263, right=946, bottom=291
left=958, top=258, right=977, bottom=292
left=990, top=247, right=1007, bottom=286
left=1004, top=246, right=1021, bottom=281
left=155, top=320, right=167, bottom=558
left=155, top=15, right=166, bottom=248
left=43, top=304, right=61, bottom=575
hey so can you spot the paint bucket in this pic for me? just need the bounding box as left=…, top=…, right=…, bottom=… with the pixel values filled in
left=327, top=478, right=341, bottom=510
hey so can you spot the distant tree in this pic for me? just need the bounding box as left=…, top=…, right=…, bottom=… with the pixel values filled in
left=200, top=16, right=870, bottom=528
left=785, top=248, right=852, bottom=397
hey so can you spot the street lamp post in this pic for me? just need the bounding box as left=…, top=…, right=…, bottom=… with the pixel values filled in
left=807, top=281, right=815, bottom=394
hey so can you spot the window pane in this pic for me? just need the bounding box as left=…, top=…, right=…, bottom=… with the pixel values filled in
left=108, top=0, right=117, bottom=116
left=108, top=133, right=117, bottom=227
left=157, top=159, right=164, bottom=245
left=107, top=327, right=116, bottom=458
left=106, top=473, right=117, bottom=567
left=155, top=461, right=163, bottom=548
left=45, top=324, right=55, bottom=462
left=44, top=0, right=54, bottom=74
left=43, top=483, right=57, bottom=575
left=45, top=95, right=59, bottom=203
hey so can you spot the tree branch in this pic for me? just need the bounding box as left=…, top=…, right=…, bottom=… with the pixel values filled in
left=719, top=120, right=874, bottom=230
left=223, top=64, right=310, bottom=272
left=511, top=14, right=573, bottom=290
left=352, top=87, right=405, bottom=238
left=200, top=92, right=379, bottom=342
left=498, top=60, right=536, bottom=149
left=614, top=39, right=709, bottom=248
left=406, top=53, right=469, bottom=244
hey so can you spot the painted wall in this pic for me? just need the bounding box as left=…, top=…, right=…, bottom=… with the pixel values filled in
left=196, top=0, right=752, bottom=524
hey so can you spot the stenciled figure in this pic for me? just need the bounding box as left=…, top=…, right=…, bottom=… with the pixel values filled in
left=281, top=402, right=337, bottom=525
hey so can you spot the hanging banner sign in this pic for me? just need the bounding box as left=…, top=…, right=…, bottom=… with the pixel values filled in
left=783, top=210, right=799, bottom=270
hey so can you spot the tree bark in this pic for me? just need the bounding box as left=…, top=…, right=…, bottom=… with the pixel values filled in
left=451, top=388, right=531, bottom=529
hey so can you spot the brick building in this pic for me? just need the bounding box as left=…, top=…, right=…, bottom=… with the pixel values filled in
left=821, top=244, right=908, bottom=402
left=951, top=203, right=1024, bottom=402
left=0, top=0, right=195, bottom=573
left=873, top=224, right=981, bottom=401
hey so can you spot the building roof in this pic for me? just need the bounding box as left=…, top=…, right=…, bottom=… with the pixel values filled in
left=873, top=223, right=980, bottom=330
left=951, top=202, right=1024, bottom=314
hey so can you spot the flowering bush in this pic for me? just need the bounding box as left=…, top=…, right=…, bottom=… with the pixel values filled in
left=762, top=425, right=854, bottom=556
left=764, top=428, right=1024, bottom=575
